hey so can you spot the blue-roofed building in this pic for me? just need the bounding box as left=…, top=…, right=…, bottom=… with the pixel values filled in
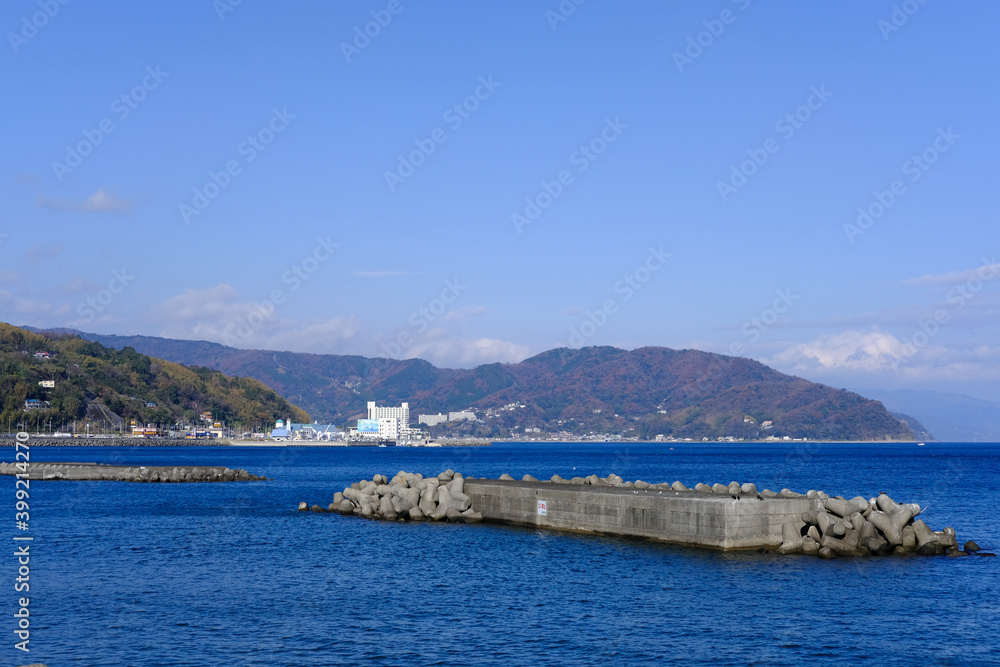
left=269, top=419, right=290, bottom=439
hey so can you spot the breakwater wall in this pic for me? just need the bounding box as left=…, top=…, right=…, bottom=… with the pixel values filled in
left=0, top=461, right=267, bottom=482
left=465, top=478, right=811, bottom=550
left=308, top=470, right=987, bottom=557
left=1, top=437, right=230, bottom=447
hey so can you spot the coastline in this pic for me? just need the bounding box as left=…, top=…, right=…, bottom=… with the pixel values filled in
left=7, top=437, right=992, bottom=448
left=0, top=436, right=492, bottom=447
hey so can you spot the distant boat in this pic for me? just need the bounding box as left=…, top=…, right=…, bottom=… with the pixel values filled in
left=917, top=442, right=925, bottom=446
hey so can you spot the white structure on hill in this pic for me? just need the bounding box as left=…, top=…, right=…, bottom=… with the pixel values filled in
left=418, top=413, right=448, bottom=426
left=418, top=409, right=478, bottom=426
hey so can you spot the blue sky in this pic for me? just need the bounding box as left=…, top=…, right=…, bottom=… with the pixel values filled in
left=2, top=1, right=999, bottom=400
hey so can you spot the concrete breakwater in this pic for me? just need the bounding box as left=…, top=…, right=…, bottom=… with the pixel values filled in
left=305, top=470, right=986, bottom=557
left=0, top=461, right=267, bottom=482
left=1, top=437, right=231, bottom=447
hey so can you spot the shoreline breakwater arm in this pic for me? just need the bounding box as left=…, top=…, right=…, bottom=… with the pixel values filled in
left=0, top=461, right=267, bottom=482
left=302, top=470, right=988, bottom=558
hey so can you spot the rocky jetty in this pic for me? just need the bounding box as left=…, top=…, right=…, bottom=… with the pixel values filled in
left=299, top=469, right=484, bottom=523
left=0, top=461, right=266, bottom=482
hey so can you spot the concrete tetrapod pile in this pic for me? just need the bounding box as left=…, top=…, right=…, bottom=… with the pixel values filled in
left=777, top=490, right=978, bottom=559
left=298, top=469, right=484, bottom=523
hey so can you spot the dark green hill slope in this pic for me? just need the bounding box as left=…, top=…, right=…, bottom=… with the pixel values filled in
left=1, top=323, right=308, bottom=431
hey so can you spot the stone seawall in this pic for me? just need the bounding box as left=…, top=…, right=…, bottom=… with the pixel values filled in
left=1, top=437, right=229, bottom=447
left=465, top=479, right=814, bottom=550
left=0, top=461, right=267, bottom=482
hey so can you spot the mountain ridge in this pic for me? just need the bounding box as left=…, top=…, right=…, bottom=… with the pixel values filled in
left=58, top=328, right=916, bottom=441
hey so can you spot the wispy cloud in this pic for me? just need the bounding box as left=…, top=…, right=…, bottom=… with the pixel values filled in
left=38, top=188, right=134, bottom=213
left=440, top=305, right=487, bottom=322
left=0, top=270, right=23, bottom=285
left=56, top=276, right=106, bottom=296
left=81, top=189, right=133, bottom=212
left=902, top=258, right=1000, bottom=286
left=24, top=242, right=64, bottom=264
left=352, top=270, right=423, bottom=278
left=147, top=284, right=361, bottom=352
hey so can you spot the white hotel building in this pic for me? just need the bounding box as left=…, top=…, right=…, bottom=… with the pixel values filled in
left=368, top=401, right=410, bottom=427
left=352, top=401, right=422, bottom=441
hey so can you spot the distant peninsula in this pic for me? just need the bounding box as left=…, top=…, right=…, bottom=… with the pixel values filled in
left=56, top=328, right=920, bottom=442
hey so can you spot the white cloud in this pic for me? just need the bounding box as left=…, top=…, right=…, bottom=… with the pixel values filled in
left=24, top=242, right=64, bottom=264
left=439, top=305, right=487, bottom=322
left=80, top=188, right=132, bottom=212
left=37, top=188, right=134, bottom=213
left=770, top=328, right=907, bottom=372
left=13, top=298, right=55, bottom=316
left=0, top=270, right=24, bottom=285
left=57, top=277, right=107, bottom=296
left=149, top=284, right=360, bottom=352
left=903, top=258, right=1000, bottom=286
left=767, top=327, right=1000, bottom=386
left=402, top=327, right=531, bottom=367
left=352, top=270, right=422, bottom=278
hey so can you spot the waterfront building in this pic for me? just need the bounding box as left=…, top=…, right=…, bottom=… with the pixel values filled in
left=368, top=401, right=409, bottom=427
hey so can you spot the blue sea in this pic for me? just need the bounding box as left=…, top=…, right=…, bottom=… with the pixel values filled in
left=7, top=442, right=999, bottom=666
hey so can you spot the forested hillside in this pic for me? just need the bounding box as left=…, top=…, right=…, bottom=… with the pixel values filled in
left=1, top=323, right=308, bottom=432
